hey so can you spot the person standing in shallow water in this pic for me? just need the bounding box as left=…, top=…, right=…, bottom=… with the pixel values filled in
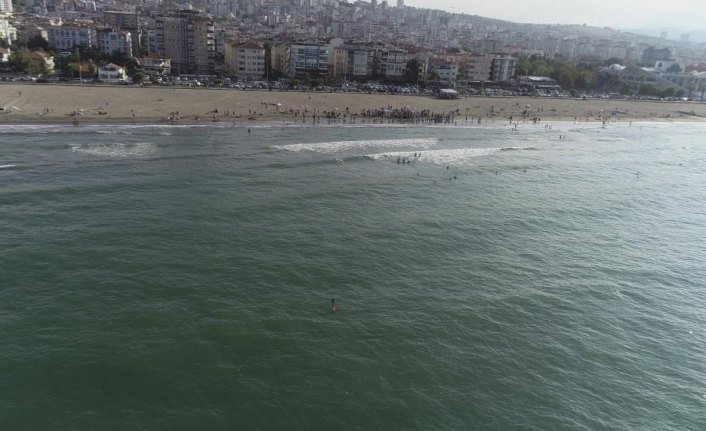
left=331, top=298, right=336, bottom=314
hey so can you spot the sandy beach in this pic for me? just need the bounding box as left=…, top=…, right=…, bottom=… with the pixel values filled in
left=1, top=83, right=705, bottom=125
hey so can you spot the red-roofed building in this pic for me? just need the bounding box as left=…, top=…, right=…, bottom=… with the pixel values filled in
left=97, top=63, right=127, bottom=83
left=26, top=50, right=55, bottom=74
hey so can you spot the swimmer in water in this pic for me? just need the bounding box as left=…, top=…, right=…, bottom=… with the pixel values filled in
left=331, top=298, right=336, bottom=313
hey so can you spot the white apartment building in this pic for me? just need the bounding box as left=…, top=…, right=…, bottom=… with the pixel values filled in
left=290, top=43, right=330, bottom=77
left=333, top=45, right=408, bottom=81
left=433, top=63, right=458, bottom=85
left=138, top=54, right=171, bottom=77
left=377, top=48, right=406, bottom=79
left=0, top=0, right=13, bottom=14
left=0, top=15, right=16, bottom=44
left=96, top=28, right=133, bottom=57
left=224, top=41, right=265, bottom=80
left=46, top=26, right=96, bottom=51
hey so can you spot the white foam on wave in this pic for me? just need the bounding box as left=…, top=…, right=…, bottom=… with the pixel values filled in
left=0, top=164, right=18, bottom=169
left=95, top=129, right=132, bottom=135
left=69, top=142, right=156, bottom=157
left=275, top=137, right=439, bottom=153
left=368, top=147, right=505, bottom=164
left=0, top=124, right=76, bottom=134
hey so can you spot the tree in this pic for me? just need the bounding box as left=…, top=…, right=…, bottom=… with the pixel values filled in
left=132, top=72, right=146, bottom=85
left=27, top=35, right=49, bottom=51
left=428, top=70, right=440, bottom=82
left=639, top=83, right=658, bottom=96
left=619, top=83, right=632, bottom=95
left=667, top=63, right=682, bottom=73
left=660, top=87, right=675, bottom=98
left=7, top=49, right=51, bottom=76
left=109, top=49, right=128, bottom=67
left=264, top=41, right=273, bottom=81
left=125, top=57, right=139, bottom=76
left=515, top=56, right=531, bottom=76
left=520, top=56, right=552, bottom=77
left=550, top=63, right=578, bottom=88
left=76, top=45, right=105, bottom=63
left=575, top=70, right=595, bottom=90
left=64, top=62, right=78, bottom=78
left=26, top=57, right=50, bottom=77
left=9, top=50, right=29, bottom=73
left=404, top=58, right=419, bottom=85
left=300, top=72, right=311, bottom=88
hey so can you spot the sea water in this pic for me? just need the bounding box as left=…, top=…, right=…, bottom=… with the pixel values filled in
left=1, top=121, right=705, bottom=430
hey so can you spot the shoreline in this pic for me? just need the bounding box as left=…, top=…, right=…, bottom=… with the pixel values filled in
left=1, top=118, right=701, bottom=131
left=2, top=83, right=705, bottom=125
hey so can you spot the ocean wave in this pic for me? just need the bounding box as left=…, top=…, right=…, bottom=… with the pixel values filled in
left=68, top=142, right=156, bottom=157
left=367, top=146, right=540, bottom=164
left=499, top=146, right=540, bottom=152
left=95, top=130, right=132, bottom=135
left=367, top=147, right=507, bottom=164
left=274, top=138, right=439, bottom=153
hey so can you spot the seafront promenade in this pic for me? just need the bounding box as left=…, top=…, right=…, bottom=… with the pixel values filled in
left=1, top=83, right=705, bottom=125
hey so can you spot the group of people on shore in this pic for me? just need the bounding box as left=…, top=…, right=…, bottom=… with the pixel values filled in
left=357, top=106, right=460, bottom=124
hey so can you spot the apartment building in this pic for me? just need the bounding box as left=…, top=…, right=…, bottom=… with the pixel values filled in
left=333, top=45, right=375, bottom=79
left=432, top=63, right=458, bottom=84
left=156, top=10, right=215, bottom=75
left=289, top=43, right=329, bottom=77
left=489, top=54, right=516, bottom=82
left=224, top=41, right=265, bottom=80
left=46, top=25, right=96, bottom=51
left=96, top=28, right=133, bottom=57
left=377, top=48, right=406, bottom=79
left=138, top=54, right=172, bottom=77
left=0, top=0, right=12, bottom=14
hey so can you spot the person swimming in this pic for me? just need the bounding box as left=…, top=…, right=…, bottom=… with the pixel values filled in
left=331, top=298, right=336, bottom=313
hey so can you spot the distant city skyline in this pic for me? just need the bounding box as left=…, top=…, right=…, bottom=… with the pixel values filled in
left=406, top=0, right=702, bottom=32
